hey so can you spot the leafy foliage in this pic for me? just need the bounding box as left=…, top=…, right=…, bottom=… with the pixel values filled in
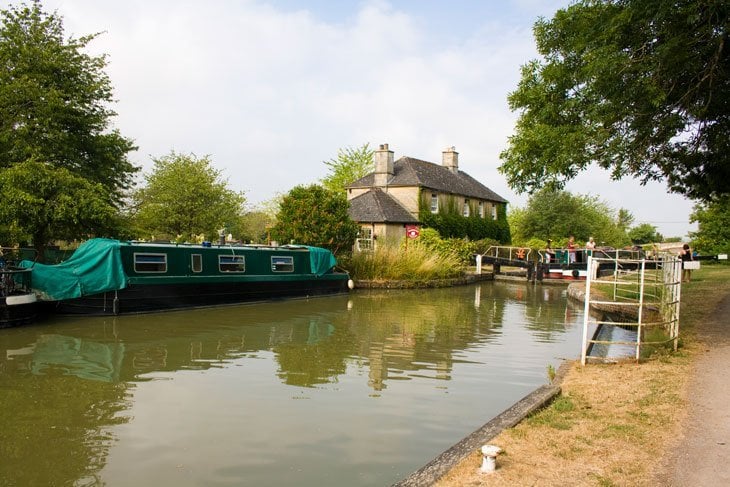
left=272, top=184, right=359, bottom=254
left=0, top=160, right=117, bottom=256
left=0, top=1, right=137, bottom=203
left=627, top=223, right=663, bottom=245
left=238, top=210, right=273, bottom=244
left=500, top=0, right=730, bottom=202
left=689, top=196, right=730, bottom=254
left=321, top=143, right=374, bottom=193
left=132, top=152, right=245, bottom=241
left=415, top=227, right=477, bottom=265
left=508, top=188, right=630, bottom=247
left=419, top=195, right=511, bottom=243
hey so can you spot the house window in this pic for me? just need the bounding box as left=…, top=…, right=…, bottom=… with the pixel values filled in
left=478, top=201, right=484, bottom=218
left=272, top=256, right=294, bottom=272
left=191, top=254, right=202, bottom=273
left=492, top=205, right=498, bottom=220
left=219, top=255, right=245, bottom=272
left=430, top=193, right=438, bottom=213
left=463, top=199, right=470, bottom=217
left=134, top=253, right=167, bottom=273
left=356, top=227, right=373, bottom=251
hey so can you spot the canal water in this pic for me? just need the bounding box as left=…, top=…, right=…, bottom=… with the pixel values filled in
left=1, top=282, right=585, bottom=486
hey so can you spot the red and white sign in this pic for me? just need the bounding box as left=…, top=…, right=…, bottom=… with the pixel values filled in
left=405, top=225, right=420, bottom=239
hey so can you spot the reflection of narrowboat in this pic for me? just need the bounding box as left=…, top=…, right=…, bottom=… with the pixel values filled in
left=21, top=238, right=351, bottom=315
left=0, top=248, right=38, bottom=328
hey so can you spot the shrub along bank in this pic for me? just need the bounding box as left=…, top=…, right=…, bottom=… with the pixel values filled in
left=341, top=229, right=498, bottom=282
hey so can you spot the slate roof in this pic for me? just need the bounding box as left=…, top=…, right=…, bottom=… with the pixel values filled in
left=347, top=188, right=419, bottom=223
left=347, top=157, right=508, bottom=203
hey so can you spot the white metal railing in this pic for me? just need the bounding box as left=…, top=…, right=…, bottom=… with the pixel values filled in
left=580, top=254, right=682, bottom=365
left=483, top=245, right=532, bottom=262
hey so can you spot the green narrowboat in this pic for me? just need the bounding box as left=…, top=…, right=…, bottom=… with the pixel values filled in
left=22, top=238, right=351, bottom=315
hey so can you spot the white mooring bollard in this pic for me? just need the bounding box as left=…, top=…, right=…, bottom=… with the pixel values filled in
left=480, top=444, right=502, bottom=473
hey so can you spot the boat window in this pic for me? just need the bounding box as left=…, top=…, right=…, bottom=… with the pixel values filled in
left=271, top=256, right=294, bottom=272
left=191, top=254, right=202, bottom=273
left=134, top=253, right=167, bottom=273
left=219, top=255, right=245, bottom=273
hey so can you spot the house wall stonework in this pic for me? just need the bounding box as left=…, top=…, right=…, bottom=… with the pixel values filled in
left=356, top=222, right=406, bottom=250
left=382, top=187, right=420, bottom=216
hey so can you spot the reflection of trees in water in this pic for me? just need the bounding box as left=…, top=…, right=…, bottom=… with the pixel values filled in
left=488, top=283, right=577, bottom=342
left=273, top=321, right=356, bottom=387
left=0, top=352, right=130, bottom=486
left=341, top=286, right=506, bottom=391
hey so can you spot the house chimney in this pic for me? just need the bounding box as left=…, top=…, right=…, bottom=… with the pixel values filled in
left=374, top=143, right=394, bottom=187
left=442, top=146, right=459, bottom=173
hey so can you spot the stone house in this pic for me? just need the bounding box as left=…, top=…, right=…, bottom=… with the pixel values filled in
left=346, top=143, right=508, bottom=250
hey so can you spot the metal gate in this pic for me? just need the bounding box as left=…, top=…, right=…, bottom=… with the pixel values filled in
left=580, top=255, right=682, bottom=365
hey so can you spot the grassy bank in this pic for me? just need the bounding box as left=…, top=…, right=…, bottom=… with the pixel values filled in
left=342, top=240, right=465, bottom=281
left=436, top=264, right=730, bottom=486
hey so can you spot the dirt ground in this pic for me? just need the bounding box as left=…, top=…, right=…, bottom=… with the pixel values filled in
left=653, top=293, right=730, bottom=486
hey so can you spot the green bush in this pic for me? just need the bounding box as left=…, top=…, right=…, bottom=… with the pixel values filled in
left=419, top=212, right=510, bottom=242
left=416, top=227, right=477, bottom=264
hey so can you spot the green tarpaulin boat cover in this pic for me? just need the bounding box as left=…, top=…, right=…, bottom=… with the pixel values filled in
left=306, top=246, right=338, bottom=276
left=20, top=238, right=127, bottom=301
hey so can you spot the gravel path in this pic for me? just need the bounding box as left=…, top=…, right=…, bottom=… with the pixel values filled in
left=655, top=293, right=730, bottom=486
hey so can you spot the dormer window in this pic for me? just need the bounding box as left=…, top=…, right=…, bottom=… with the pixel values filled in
left=463, top=199, right=470, bottom=217
left=430, top=193, right=438, bottom=213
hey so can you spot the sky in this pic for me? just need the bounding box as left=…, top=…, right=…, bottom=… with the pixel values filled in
left=9, top=0, right=697, bottom=238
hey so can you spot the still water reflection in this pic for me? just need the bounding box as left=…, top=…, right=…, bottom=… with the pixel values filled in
left=1, top=282, right=584, bottom=486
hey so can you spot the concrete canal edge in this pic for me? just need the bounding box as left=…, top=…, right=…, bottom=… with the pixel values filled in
left=392, top=362, right=571, bottom=486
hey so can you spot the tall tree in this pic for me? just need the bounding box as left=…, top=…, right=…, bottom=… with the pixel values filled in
left=238, top=210, right=273, bottom=244
left=500, top=0, right=729, bottom=202
left=321, top=143, right=374, bottom=193
left=0, top=160, right=118, bottom=256
left=510, top=188, right=629, bottom=247
left=132, top=152, right=245, bottom=241
left=616, top=209, right=635, bottom=232
left=0, top=1, right=137, bottom=203
left=627, top=223, right=663, bottom=245
left=272, top=185, right=359, bottom=254
left=689, top=196, right=730, bottom=254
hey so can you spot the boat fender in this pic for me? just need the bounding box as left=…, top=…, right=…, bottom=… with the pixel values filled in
left=347, top=279, right=355, bottom=290
left=113, top=291, right=120, bottom=315
left=572, top=269, right=580, bottom=278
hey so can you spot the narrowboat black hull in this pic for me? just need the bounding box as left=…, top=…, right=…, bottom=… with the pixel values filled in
left=0, top=294, right=38, bottom=328
left=41, top=276, right=350, bottom=315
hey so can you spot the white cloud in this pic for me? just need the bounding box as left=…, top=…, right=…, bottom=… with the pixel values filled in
left=17, top=0, right=696, bottom=237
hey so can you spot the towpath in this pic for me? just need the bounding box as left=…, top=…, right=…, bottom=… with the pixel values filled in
left=654, top=293, right=730, bottom=486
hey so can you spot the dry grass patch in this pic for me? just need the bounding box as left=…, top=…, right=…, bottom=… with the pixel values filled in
left=437, top=356, right=692, bottom=486
left=436, top=265, right=730, bottom=487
